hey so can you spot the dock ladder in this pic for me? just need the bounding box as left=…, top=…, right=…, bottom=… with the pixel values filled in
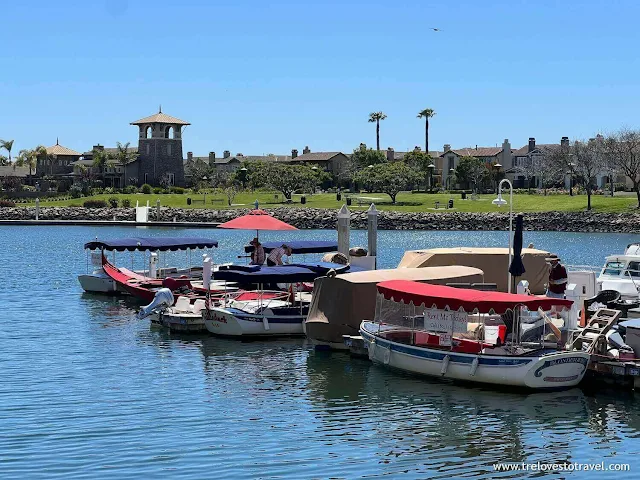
left=570, top=308, right=622, bottom=354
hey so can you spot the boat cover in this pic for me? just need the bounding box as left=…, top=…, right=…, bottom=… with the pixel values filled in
left=377, top=280, right=573, bottom=314
left=397, top=247, right=551, bottom=294
left=244, top=240, right=338, bottom=254
left=305, top=266, right=485, bottom=346
left=84, top=237, right=219, bottom=251
left=213, top=262, right=351, bottom=283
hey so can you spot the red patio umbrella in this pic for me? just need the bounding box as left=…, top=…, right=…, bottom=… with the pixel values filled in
left=218, top=210, right=297, bottom=240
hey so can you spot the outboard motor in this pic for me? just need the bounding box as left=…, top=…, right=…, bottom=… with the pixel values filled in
left=138, top=288, right=174, bottom=319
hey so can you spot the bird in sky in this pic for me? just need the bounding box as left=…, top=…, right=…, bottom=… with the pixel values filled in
left=431, top=27, right=442, bottom=32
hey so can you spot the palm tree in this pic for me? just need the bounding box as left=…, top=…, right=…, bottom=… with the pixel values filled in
left=368, top=112, right=387, bottom=151
left=32, top=145, right=49, bottom=176
left=1, top=139, right=14, bottom=164
left=115, top=141, right=138, bottom=187
left=417, top=108, right=436, bottom=153
left=16, top=149, right=37, bottom=176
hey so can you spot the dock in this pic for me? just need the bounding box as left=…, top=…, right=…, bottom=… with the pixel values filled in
left=0, top=219, right=220, bottom=228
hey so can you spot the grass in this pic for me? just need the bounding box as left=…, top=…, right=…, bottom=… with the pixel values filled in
left=19, top=191, right=639, bottom=213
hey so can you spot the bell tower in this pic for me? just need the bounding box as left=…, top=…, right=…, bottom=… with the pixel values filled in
left=130, top=107, right=189, bottom=186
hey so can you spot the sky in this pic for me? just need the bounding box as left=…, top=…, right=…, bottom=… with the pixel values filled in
left=1, top=0, right=640, bottom=158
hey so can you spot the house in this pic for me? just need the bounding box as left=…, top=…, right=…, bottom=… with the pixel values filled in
left=439, top=140, right=513, bottom=188
left=35, top=140, right=82, bottom=177
left=290, top=146, right=348, bottom=175
left=76, top=145, right=139, bottom=188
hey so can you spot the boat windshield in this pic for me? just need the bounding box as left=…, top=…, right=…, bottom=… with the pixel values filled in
left=626, top=261, right=640, bottom=277
left=603, top=261, right=625, bottom=276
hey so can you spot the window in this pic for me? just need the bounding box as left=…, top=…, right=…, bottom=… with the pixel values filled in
left=448, top=156, right=455, bottom=171
left=146, top=144, right=150, bottom=155
left=627, top=261, right=640, bottom=277
left=145, top=126, right=152, bottom=138
left=167, top=143, right=172, bottom=156
left=144, top=173, right=148, bottom=184
left=164, top=126, right=174, bottom=139
left=168, top=173, right=175, bottom=186
left=603, top=261, right=625, bottom=276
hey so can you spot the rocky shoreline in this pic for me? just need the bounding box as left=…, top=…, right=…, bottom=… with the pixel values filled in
left=0, top=206, right=638, bottom=233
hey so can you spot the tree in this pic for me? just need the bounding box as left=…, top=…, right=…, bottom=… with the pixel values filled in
left=454, top=156, right=488, bottom=192
left=351, top=144, right=386, bottom=169
left=16, top=149, right=37, bottom=176
left=114, top=142, right=138, bottom=186
left=32, top=145, right=49, bottom=176
left=92, top=148, right=111, bottom=176
left=263, top=163, right=322, bottom=200
left=185, top=157, right=213, bottom=186
left=403, top=149, right=433, bottom=191
left=417, top=108, right=436, bottom=153
left=0, top=154, right=7, bottom=166
left=353, top=162, right=420, bottom=203
left=368, top=112, right=387, bottom=151
left=1, top=139, right=14, bottom=164
left=214, top=172, right=242, bottom=206
left=606, top=129, right=640, bottom=207
left=569, top=139, right=605, bottom=211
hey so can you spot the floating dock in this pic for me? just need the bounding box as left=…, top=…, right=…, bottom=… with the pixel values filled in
left=0, top=219, right=220, bottom=228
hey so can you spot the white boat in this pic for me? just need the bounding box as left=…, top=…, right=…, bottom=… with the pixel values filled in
left=597, top=243, right=640, bottom=300
left=360, top=280, right=591, bottom=390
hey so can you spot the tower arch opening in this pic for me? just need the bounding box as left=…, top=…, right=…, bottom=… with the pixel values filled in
left=145, top=126, right=152, bottom=138
left=164, top=126, right=175, bottom=139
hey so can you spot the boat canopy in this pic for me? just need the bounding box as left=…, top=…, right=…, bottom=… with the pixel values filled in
left=214, top=262, right=351, bottom=283
left=377, top=280, right=573, bottom=314
left=84, top=237, right=219, bottom=252
left=243, top=240, right=338, bottom=254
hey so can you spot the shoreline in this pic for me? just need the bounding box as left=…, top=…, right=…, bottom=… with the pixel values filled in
left=1, top=206, right=638, bottom=233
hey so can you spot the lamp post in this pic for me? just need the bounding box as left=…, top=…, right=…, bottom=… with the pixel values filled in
left=493, top=163, right=502, bottom=194
left=427, top=163, right=435, bottom=193
left=202, top=175, right=208, bottom=204
left=492, top=178, right=514, bottom=293
left=447, top=168, right=455, bottom=191
left=239, top=167, right=247, bottom=189
left=567, top=162, right=575, bottom=196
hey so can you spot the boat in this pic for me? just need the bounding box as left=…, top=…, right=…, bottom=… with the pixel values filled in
left=79, top=237, right=219, bottom=294
left=203, top=262, right=353, bottom=337
left=360, top=280, right=591, bottom=390
left=597, top=243, right=640, bottom=300
left=305, top=266, right=486, bottom=350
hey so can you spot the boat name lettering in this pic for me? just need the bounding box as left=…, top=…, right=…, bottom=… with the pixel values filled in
left=424, top=309, right=468, bottom=334
left=543, top=375, right=579, bottom=383
left=534, top=357, right=588, bottom=377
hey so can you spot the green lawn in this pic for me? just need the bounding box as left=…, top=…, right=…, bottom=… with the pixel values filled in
left=21, top=191, right=639, bottom=213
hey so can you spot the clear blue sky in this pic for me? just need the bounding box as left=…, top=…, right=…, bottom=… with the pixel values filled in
left=2, top=0, right=639, bottom=158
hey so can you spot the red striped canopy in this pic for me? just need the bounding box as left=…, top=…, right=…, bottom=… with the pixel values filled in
left=376, top=280, right=573, bottom=314
left=218, top=210, right=297, bottom=231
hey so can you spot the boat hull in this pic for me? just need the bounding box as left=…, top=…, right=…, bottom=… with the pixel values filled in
left=360, top=323, right=590, bottom=390
left=150, top=311, right=207, bottom=333
left=203, top=307, right=305, bottom=337
left=78, top=272, right=119, bottom=294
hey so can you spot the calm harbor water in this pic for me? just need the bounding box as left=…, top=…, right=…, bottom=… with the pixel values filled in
left=1, top=225, right=639, bottom=479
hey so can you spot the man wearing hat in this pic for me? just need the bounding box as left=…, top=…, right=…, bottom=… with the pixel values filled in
left=545, top=254, right=568, bottom=298
left=249, top=237, right=265, bottom=265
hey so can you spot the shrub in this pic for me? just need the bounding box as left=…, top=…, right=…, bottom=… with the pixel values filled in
left=170, top=186, right=185, bottom=194
left=83, top=199, right=107, bottom=208
left=153, top=187, right=162, bottom=194
left=57, top=182, right=71, bottom=193
left=70, top=185, right=83, bottom=198
left=0, top=199, right=16, bottom=207
left=107, top=197, right=119, bottom=208
left=121, top=198, right=131, bottom=208
left=140, top=184, right=152, bottom=194
left=123, top=185, right=137, bottom=194
left=103, top=187, right=115, bottom=194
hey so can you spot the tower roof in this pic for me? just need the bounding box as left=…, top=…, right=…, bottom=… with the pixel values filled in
left=46, top=139, right=81, bottom=156
left=130, top=109, right=190, bottom=126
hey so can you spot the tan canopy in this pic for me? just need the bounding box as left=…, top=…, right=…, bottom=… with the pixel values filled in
left=398, top=247, right=550, bottom=294
left=305, top=266, right=484, bottom=347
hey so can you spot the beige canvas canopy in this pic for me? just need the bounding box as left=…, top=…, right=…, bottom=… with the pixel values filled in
left=398, top=247, right=551, bottom=294
left=305, top=266, right=484, bottom=348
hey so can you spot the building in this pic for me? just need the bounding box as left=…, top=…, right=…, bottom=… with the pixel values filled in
left=35, top=140, right=82, bottom=177
left=130, top=109, right=189, bottom=186
left=290, top=146, right=348, bottom=175
left=74, top=145, right=139, bottom=188
left=439, top=140, right=513, bottom=188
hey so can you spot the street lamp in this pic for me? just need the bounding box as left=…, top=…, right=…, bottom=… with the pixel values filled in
left=567, top=162, right=576, bottom=196
left=239, top=167, right=248, bottom=189
left=202, top=175, right=208, bottom=203
left=427, top=163, right=435, bottom=193
left=447, top=168, right=455, bottom=191
left=493, top=163, right=502, bottom=194
left=367, top=164, right=374, bottom=169
left=492, top=178, right=514, bottom=292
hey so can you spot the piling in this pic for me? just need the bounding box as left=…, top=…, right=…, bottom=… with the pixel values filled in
left=337, top=204, right=350, bottom=256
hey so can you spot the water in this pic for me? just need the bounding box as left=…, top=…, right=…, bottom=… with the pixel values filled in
left=1, top=226, right=639, bottom=479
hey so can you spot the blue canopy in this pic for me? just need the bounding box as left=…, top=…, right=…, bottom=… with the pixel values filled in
left=84, top=237, right=219, bottom=252
left=213, top=262, right=350, bottom=283
left=244, top=240, right=338, bottom=254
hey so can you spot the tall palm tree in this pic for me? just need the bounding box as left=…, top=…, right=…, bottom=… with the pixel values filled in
left=115, top=141, right=138, bottom=187
left=368, top=112, right=387, bottom=151
left=33, top=145, right=49, bottom=176
left=417, top=108, right=436, bottom=153
left=17, top=149, right=37, bottom=176
left=1, top=139, right=14, bottom=164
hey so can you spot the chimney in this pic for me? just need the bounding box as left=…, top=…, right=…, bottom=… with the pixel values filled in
left=93, top=144, right=104, bottom=152
left=208, top=151, right=216, bottom=167
left=561, top=137, right=569, bottom=149
left=291, top=149, right=298, bottom=159
left=475, top=145, right=478, bottom=150
left=528, top=137, right=536, bottom=152
left=187, top=152, right=193, bottom=161
left=443, top=144, right=451, bottom=152
left=303, top=145, right=310, bottom=154
left=223, top=150, right=230, bottom=159
left=596, top=134, right=604, bottom=142
left=386, top=147, right=395, bottom=162
left=502, top=139, right=512, bottom=167
left=414, top=146, right=421, bottom=152
left=359, top=143, right=367, bottom=152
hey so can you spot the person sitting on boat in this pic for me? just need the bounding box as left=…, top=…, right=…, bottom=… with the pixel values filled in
left=267, top=244, right=292, bottom=266
left=249, top=237, right=265, bottom=265
left=545, top=254, right=568, bottom=299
